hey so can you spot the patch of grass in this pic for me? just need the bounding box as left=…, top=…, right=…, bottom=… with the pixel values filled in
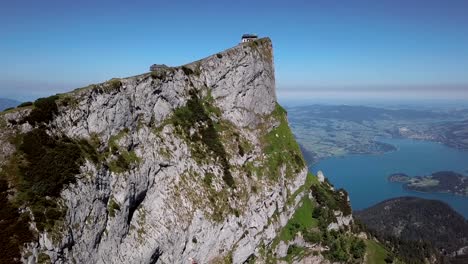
left=203, top=172, right=214, bottom=186
left=181, top=66, right=194, bottom=75
left=248, top=38, right=273, bottom=62
left=108, top=198, right=121, bottom=217
left=92, top=79, right=121, bottom=94
left=365, top=239, right=389, bottom=264
left=108, top=154, right=129, bottom=173
left=108, top=128, right=129, bottom=152
left=105, top=129, right=141, bottom=174
left=77, top=138, right=100, bottom=164
left=121, top=150, right=141, bottom=164
left=261, top=103, right=305, bottom=180
left=288, top=172, right=319, bottom=205
left=106, top=78, right=122, bottom=91
left=150, top=70, right=167, bottom=80
left=350, top=239, right=367, bottom=260
left=284, top=245, right=305, bottom=263
left=58, top=95, right=79, bottom=108
left=37, top=252, right=51, bottom=264
left=170, top=89, right=234, bottom=187
left=279, top=195, right=317, bottom=242
left=180, top=63, right=201, bottom=76
left=107, top=150, right=140, bottom=174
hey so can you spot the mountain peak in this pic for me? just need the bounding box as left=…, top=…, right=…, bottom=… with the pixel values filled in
left=1, top=38, right=360, bottom=264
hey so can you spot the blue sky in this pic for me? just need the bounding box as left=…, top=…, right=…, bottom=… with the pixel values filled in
left=1, top=0, right=468, bottom=102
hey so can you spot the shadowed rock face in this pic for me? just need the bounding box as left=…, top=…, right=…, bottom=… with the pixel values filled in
left=0, top=38, right=320, bottom=263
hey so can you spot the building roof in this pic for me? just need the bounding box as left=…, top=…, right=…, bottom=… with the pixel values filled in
left=150, top=64, right=169, bottom=71
left=242, top=34, right=258, bottom=38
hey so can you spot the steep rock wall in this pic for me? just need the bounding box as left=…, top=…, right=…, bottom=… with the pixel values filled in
left=1, top=38, right=311, bottom=264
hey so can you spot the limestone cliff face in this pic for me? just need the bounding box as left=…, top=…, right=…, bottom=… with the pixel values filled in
left=1, top=38, right=297, bottom=263
left=0, top=38, right=353, bottom=264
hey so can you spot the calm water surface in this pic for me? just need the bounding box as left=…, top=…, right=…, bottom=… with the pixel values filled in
left=310, top=138, right=468, bottom=218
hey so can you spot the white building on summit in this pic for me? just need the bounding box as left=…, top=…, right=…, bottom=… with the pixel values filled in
left=241, top=34, right=258, bottom=43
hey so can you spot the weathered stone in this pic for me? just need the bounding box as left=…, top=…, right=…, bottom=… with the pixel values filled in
left=0, top=38, right=313, bottom=264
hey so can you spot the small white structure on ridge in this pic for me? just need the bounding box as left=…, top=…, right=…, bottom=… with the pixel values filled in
left=241, top=34, right=258, bottom=43
left=317, top=170, right=325, bottom=183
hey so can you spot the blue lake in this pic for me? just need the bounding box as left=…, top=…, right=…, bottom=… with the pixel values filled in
left=310, top=138, right=468, bottom=218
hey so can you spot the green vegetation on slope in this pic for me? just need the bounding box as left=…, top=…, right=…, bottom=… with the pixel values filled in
left=356, top=196, right=467, bottom=263
left=364, top=239, right=390, bottom=264
left=17, top=101, right=33, bottom=108
left=14, top=128, right=83, bottom=231
left=258, top=104, right=305, bottom=181
left=310, top=180, right=352, bottom=218
left=106, top=128, right=141, bottom=174
left=0, top=178, right=34, bottom=264
left=108, top=198, right=121, bottom=218
left=0, top=95, right=95, bottom=263
left=264, top=173, right=367, bottom=263
left=20, top=95, right=59, bottom=126
left=170, top=89, right=234, bottom=187
left=279, top=195, right=317, bottom=242
left=0, top=128, right=87, bottom=262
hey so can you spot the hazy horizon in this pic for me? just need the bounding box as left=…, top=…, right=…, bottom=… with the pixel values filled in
left=2, top=0, right=468, bottom=103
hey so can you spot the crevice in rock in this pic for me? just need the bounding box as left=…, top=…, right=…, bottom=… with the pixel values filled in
left=243, top=254, right=255, bottom=264
left=127, top=184, right=148, bottom=225
left=148, top=247, right=162, bottom=264
left=246, top=70, right=264, bottom=86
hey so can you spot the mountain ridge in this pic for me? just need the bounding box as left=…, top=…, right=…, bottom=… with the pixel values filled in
left=356, top=196, right=468, bottom=262
left=0, top=38, right=372, bottom=264
left=3, top=37, right=426, bottom=264
left=0, top=98, right=20, bottom=111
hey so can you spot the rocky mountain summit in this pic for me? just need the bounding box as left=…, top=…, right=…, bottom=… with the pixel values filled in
left=1, top=38, right=374, bottom=264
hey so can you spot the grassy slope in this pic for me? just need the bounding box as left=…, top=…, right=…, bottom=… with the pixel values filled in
left=279, top=195, right=318, bottom=242
left=365, top=240, right=389, bottom=264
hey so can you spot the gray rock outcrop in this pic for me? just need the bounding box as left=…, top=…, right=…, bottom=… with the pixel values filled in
left=0, top=38, right=314, bottom=264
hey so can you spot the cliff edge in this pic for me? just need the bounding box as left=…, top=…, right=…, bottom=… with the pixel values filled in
left=0, top=38, right=357, bottom=264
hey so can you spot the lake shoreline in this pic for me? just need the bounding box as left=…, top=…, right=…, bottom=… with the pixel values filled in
left=310, top=138, right=468, bottom=218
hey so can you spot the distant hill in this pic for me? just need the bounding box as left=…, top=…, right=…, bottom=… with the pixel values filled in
left=288, top=104, right=464, bottom=123
left=0, top=98, right=20, bottom=111
left=356, top=197, right=468, bottom=258
left=287, top=104, right=468, bottom=162
left=429, top=119, right=468, bottom=150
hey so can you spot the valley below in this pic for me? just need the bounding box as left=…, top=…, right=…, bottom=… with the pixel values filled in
left=288, top=104, right=468, bottom=218
left=287, top=104, right=468, bottom=163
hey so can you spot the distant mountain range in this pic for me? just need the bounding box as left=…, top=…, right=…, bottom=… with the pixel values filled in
left=0, top=98, right=20, bottom=111
left=288, top=104, right=468, bottom=123
left=288, top=104, right=468, bottom=162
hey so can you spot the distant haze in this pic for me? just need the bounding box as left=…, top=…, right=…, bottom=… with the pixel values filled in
left=278, top=85, right=468, bottom=102
left=0, top=98, right=20, bottom=111
left=1, top=0, right=468, bottom=102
